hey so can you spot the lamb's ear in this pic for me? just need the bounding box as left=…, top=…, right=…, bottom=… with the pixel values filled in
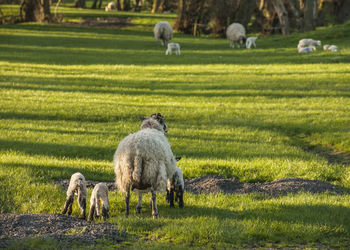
left=175, top=157, right=181, bottom=162
left=139, top=116, right=146, bottom=121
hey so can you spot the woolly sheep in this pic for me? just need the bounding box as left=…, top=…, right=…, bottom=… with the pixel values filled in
left=298, top=39, right=321, bottom=50
left=62, top=172, right=87, bottom=219
left=154, top=21, right=173, bottom=46
left=246, top=37, right=258, bottom=49
left=113, top=116, right=177, bottom=218
left=166, top=159, right=184, bottom=208
left=105, top=2, right=116, bottom=11
left=166, top=43, right=181, bottom=55
left=226, top=23, right=246, bottom=48
left=323, top=44, right=338, bottom=52
left=88, top=183, right=109, bottom=221
left=298, top=46, right=316, bottom=53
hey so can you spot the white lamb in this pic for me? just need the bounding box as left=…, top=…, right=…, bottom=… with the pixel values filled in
left=88, top=183, right=109, bottom=221
left=246, top=37, right=258, bottom=49
left=166, top=43, right=181, bottom=55
left=298, top=46, right=316, bottom=53
left=323, top=44, right=338, bottom=52
left=105, top=2, right=116, bottom=11
left=166, top=161, right=184, bottom=208
left=113, top=115, right=177, bottom=218
left=298, top=39, right=321, bottom=50
left=154, top=21, right=173, bottom=46
left=62, top=172, right=87, bottom=220
left=226, top=23, right=246, bottom=48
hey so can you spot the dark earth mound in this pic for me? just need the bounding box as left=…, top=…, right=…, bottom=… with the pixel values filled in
left=56, top=175, right=343, bottom=196
left=184, top=175, right=344, bottom=196
left=0, top=213, right=125, bottom=248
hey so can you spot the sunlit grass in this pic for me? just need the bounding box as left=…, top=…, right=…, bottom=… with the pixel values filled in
left=0, top=7, right=349, bottom=248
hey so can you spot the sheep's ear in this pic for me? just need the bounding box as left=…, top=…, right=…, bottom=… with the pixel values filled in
left=139, top=116, right=146, bottom=121
left=175, top=157, right=181, bottom=162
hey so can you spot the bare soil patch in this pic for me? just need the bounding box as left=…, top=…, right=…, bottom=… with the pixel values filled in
left=56, top=175, right=344, bottom=196
left=61, top=17, right=132, bottom=28
left=0, top=213, right=125, bottom=248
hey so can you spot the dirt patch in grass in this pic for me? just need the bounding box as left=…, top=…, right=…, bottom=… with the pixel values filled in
left=184, top=176, right=344, bottom=196
left=0, top=213, right=125, bottom=248
left=56, top=175, right=344, bottom=196
left=61, top=17, right=132, bottom=28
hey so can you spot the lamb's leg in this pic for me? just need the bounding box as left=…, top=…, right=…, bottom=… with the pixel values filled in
left=62, top=195, right=74, bottom=215
left=88, top=202, right=95, bottom=221
left=151, top=190, right=158, bottom=219
left=168, top=188, right=175, bottom=208
left=125, top=189, right=130, bottom=217
left=136, top=192, right=142, bottom=214
left=79, top=197, right=86, bottom=220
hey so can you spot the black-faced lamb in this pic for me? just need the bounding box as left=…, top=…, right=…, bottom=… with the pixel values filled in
left=166, top=159, right=184, bottom=208
left=246, top=37, right=258, bottom=49
left=154, top=21, right=173, bottom=46
left=88, top=183, right=109, bottom=221
left=113, top=115, right=177, bottom=218
left=298, top=39, right=321, bottom=50
left=166, top=43, right=181, bottom=55
left=62, top=172, right=87, bottom=219
left=226, top=23, right=246, bottom=48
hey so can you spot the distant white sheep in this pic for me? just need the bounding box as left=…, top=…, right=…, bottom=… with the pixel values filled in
left=154, top=21, right=173, bottom=46
left=298, top=46, right=316, bottom=53
left=62, top=172, right=87, bottom=219
left=246, top=37, right=258, bottom=49
left=166, top=43, right=181, bottom=55
left=88, top=183, right=109, bottom=221
left=114, top=114, right=177, bottom=218
left=166, top=160, right=184, bottom=208
left=298, top=39, right=321, bottom=50
left=323, top=44, right=338, bottom=52
left=226, top=23, right=246, bottom=48
left=105, top=2, right=116, bottom=11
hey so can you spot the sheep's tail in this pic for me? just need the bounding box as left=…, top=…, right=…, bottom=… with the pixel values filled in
left=132, top=154, right=143, bottom=184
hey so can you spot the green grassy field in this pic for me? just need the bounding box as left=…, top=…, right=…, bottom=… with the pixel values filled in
left=0, top=2, right=350, bottom=248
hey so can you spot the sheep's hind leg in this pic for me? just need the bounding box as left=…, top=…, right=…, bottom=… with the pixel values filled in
left=62, top=195, right=74, bottom=215
left=151, top=190, right=158, bottom=219
left=136, top=192, right=142, bottom=214
left=79, top=197, right=86, bottom=220
left=125, top=189, right=130, bottom=217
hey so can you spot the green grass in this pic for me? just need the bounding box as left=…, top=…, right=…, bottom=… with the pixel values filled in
left=0, top=5, right=350, bottom=248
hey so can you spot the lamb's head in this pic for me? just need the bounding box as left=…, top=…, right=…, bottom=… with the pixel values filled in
left=140, top=113, right=168, bottom=133
left=316, top=40, right=321, bottom=46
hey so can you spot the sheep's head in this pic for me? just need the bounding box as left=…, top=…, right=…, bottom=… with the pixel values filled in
left=140, top=113, right=168, bottom=133
left=316, top=40, right=321, bottom=46
left=240, top=36, right=247, bottom=47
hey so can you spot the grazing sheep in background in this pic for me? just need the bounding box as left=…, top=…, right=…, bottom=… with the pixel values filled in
left=154, top=21, right=173, bottom=46
left=113, top=115, right=177, bottom=218
left=246, top=37, right=258, bottom=49
left=166, top=159, right=184, bottom=208
left=88, top=183, right=109, bottom=221
left=323, top=44, right=338, bottom=52
left=298, top=39, right=321, bottom=50
left=166, top=43, right=181, bottom=55
left=298, top=46, right=316, bottom=53
left=62, top=172, right=87, bottom=220
left=105, top=2, right=116, bottom=11
left=226, top=23, right=246, bottom=48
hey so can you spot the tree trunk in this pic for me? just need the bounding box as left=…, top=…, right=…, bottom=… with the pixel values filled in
left=21, top=0, right=52, bottom=22
left=133, top=0, right=142, bottom=11
left=174, top=0, right=186, bottom=31
left=121, top=0, right=131, bottom=10
left=115, top=0, right=121, bottom=10
left=91, top=0, right=102, bottom=9
left=335, top=0, right=350, bottom=24
left=303, top=0, right=317, bottom=31
left=287, top=0, right=303, bottom=31
left=271, top=0, right=290, bottom=35
left=74, top=0, right=85, bottom=8
left=152, top=0, right=161, bottom=13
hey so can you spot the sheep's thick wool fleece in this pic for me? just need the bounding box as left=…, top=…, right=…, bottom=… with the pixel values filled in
left=114, top=128, right=177, bottom=193
left=226, top=23, right=246, bottom=42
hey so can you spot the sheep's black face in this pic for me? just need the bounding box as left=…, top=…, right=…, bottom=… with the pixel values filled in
left=240, top=36, right=247, bottom=47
